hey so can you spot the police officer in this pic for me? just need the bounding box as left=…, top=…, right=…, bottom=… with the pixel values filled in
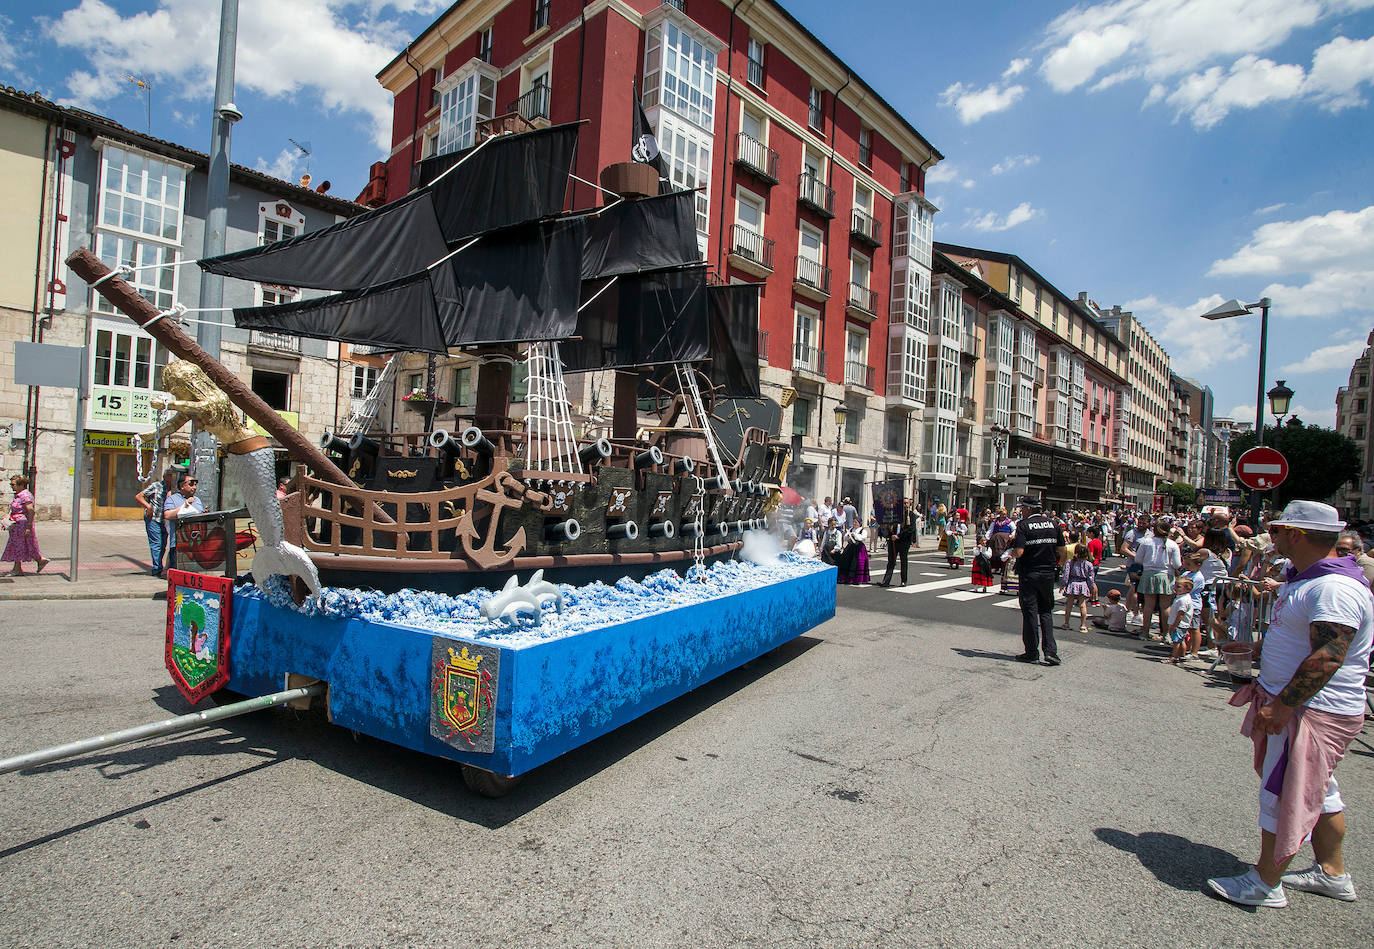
left=1008, top=496, right=1068, bottom=665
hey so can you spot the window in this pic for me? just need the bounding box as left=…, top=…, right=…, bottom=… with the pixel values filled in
left=406, top=372, right=424, bottom=394
left=845, top=404, right=862, bottom=444
left=532, top=0, right=550, bottom=32
left=97, top=143, right=184, bottom=243
left=851, top=252, right=870, bottom=291
left=735, top=188, right=764, bottom=235
left=88, top=321, right=171, bottom=428
left=92, top=141, right=186, bottom=315
left=808, top=85, right=824, bottom=131
left=845, top=328, right=868, bottom=387
left=792, top=397, right=810, bottom=436
left=858, top=127, right=872, bottom=167
left=436, top=64, right=498, bottom=155
left=251, top=370, right=290, bottom=411
left=746, top=37, right=765, bottom=88
left=352, top=365, right=380, bottom=398
left=451, top=366, right=473, bottom=406
left=798, top=222, right=823, bottom=263
left=431, top=65, right=444, bottom=109
left=477, top=26, right=493, bottom=63
left=644, top=19, right=717, bottom=250
left=854, top=182, right=873, bottom=216
left=899, top=162, right=910, bottom=194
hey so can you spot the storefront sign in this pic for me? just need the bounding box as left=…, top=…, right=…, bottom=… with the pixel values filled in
left=84, top=431, right=138, bottom=450
left=88, top=385, right=159, bottom=426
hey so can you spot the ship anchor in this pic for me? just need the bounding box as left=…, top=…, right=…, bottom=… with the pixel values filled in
left=456, top=472, right=551, bottom=569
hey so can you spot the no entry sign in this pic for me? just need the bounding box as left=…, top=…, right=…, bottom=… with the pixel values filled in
left=1236, top=446, right=1289, bottom=490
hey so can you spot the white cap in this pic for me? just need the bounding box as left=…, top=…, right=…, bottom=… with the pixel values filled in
left=1267, top=500, right=1345, bottom=532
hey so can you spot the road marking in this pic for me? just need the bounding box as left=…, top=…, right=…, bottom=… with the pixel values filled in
left=938, top=590, right=999, bottom=601
left=921, top=571, right=946, bottom=577
left=886, top=576, right=978, bottom=595
left=993, top=598, right=1023, bottom=609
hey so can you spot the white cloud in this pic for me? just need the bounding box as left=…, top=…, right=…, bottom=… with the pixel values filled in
left=1225, top=403, right=1257, bottom=424
left=1226, top=402, right=1336, bottom=428
left=938, top=80, right=1027, bottom=124
left=1254, top=202, right=1288, bottom=216
left=990, top=154, right=1040, bottom=175
left=965, top=202, right=1040, bottom=232
left=43, top=0, right=406, bottom=152
left=1003, top=58, right=1032, bottom=78
left=925, top=162, right=975, bottom=189
left=1042, top=23, right=1136, bottom=92
left=1207, top=207, right=1374, bottom=320
left=1037, top=1, right=1374, bottom=127
left=1124, top=293, right=1253, bottom=375
left=1280, top=339, right=1368, bottom=374
left=1164, top=54, right=1306, bottom=129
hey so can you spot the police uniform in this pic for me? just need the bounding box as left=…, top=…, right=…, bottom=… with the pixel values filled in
left=1012, top=508, right=1068, bottom=664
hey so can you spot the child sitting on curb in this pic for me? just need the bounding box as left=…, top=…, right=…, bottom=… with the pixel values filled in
left=1092, top=588, right=1129, bottom=632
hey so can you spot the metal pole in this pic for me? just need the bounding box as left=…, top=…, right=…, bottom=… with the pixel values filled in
left=1250, top=299, right=1270, bottom=523
left=68, top=320, right=89, bottom=582
left=0, top=684, right=323, bottom=777
left=198, top=0, right=239, bottom=362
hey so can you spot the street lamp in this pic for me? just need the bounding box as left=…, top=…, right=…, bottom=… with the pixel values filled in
left=1073, top=461, right=1085, bottom=509
left=832, top=404, right=847, bottom=502
left=1201, top=296, right=1272, bottom=521
left=1269, top=378, right=1294, bottom=450
left=989, top=423, right=1010, bottom=507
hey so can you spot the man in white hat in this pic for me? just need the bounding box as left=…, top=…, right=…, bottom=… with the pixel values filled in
left=1207, top=500, right=1374, bottom=908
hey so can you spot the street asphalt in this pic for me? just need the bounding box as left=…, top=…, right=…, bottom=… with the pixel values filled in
left=1, top=586, right=1370, bottom=946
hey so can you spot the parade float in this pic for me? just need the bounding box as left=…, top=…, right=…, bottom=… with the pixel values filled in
left=50, top=122, right=836, bottom=796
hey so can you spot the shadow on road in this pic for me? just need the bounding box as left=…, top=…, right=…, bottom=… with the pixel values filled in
left=7, top=635, right=826, bottom=842
left=951, top=647, right=1020, bottom=663
left=1094, top=827, right=1246, bottom=891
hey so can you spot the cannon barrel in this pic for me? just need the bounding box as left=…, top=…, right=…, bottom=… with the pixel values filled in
left=634, top=446, right=664, bottom=470
left=544, top=518, right=581, bottom=543
left=320, top=431, right=351, bottom=459
left=607, top=521, right=639, bottom=540
left=671, top=457, right=695, bottom=475
left=647, top=520, right=676, bottom=539
left=461, top=425, right=495, bottom=457
left=578, top=438, right=613, bottom=467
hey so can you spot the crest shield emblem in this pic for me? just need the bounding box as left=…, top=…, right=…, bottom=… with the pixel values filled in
left=430, top=639, right=499, bottom=753
left=164, top=569, right=234, bottom=703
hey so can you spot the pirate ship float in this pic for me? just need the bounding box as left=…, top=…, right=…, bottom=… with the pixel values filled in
left=64, top=121, right=835, bottom=795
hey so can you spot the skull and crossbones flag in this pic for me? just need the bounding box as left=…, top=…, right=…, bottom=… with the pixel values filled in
left=632, top=81, right=671, bottom=193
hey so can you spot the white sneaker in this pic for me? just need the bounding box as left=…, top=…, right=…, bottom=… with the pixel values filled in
left=1198, top=648, right=1220, bottom=659
left=1206, top=868, right=1288, bottom=907
left=1282, top=863, right=1358, bottom=901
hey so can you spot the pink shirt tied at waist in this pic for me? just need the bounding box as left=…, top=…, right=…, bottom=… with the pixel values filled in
left=1230, top=681, right=1365, bottom=864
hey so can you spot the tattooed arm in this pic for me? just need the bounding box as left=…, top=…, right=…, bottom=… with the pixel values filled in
left=1255, top=620, right=1357, bottom=735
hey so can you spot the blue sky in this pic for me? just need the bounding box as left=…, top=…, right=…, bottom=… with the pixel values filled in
left=3, top=0, right=1372, bottom=429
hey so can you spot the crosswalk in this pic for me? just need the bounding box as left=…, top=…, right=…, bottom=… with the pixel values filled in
left=865, top=550, right=1134, bottom=610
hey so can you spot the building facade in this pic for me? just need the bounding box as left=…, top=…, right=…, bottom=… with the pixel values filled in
left=1335, top=329, right=1373, bottom=519
left=0, top=86, right=365, bottom=519
left=367, top=0, right=944, bottom=514
left=1090, top=301, right=1171, bottom=506
left=933, top=244, right=1127, bottom=510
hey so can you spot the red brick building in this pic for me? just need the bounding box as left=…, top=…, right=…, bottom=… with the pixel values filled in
left=365, top=0, right=943, bottom=510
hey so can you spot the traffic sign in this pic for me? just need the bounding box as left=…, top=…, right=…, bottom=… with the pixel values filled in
left=1235, top=446, right=1289, bottom=491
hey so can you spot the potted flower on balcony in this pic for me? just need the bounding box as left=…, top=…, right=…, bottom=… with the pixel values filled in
left=401, top=388, right=453, bottom=415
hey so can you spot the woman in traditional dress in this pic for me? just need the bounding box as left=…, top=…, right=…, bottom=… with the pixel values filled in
left=971, top=533, right=996, bottom=591
left=836, top=524, right=871, bottom=584
left=3, top=475, right=49, bottom=575
left=945, top=514, right=967, bottom=569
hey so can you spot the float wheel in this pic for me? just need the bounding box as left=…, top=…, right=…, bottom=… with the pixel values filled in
left=461, top=764, right=522, bottom=798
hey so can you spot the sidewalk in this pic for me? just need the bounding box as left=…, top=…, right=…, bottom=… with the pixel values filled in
left=0, top=518, right=168, bottom=600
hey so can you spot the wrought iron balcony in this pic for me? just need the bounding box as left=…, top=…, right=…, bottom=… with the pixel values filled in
left=504, top=84, right=550, bottom=122
left=793, top=342, right=825, bottom=376
left=248, top=330, right=301, bottom=354
left=850, top=208, right=882, bottom=247
left=844, top=360, right=875, bottom=390
left=735, top=132, right=779, bottom=185
left=794, top=256, right=831, bottom=297
left=730, top=224, right=775, bottom=273
left=798, top=172, right=835, bottom=218
left=846, top=282, right=877, bottom=316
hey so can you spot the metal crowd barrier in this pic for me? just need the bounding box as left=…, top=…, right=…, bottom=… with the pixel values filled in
left=1208, top=575, right=1276, bottom=676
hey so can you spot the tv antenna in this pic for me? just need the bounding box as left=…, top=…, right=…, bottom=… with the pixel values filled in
left=125, top=74, right=152, bottom=134
left=288, top=138, right=312, bottom=175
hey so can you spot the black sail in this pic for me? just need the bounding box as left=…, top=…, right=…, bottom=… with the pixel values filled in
left=705, top=283, right=762, bottom=398
left=562, top=267, right=710, bottom=371
left=231, top=219, right=586, bottom=353
left=580, top=191, right=700, bottom=279
left=200, top=124, right=579, bottom=291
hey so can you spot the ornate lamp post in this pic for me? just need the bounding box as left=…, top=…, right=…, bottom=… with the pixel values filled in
left=832, top=404, right=848, bottom=502
left=1201, top=296, right=1273, bottom=522
left=989, top=423, right=1010, bottom=507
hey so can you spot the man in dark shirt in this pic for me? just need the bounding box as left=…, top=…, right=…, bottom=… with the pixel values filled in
left=1008, top=497, right=1069, bottom=665
left=879, top=501, right=917, bottom=586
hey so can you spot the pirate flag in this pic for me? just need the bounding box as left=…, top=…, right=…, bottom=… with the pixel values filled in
left=632, top=81, right=671, bottom=194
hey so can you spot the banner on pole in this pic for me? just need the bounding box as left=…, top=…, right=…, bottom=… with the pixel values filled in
left=872, top=477, right=904, bottom=530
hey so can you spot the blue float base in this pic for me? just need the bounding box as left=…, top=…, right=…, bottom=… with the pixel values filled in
left=223, top=566, right=836, bottom=777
